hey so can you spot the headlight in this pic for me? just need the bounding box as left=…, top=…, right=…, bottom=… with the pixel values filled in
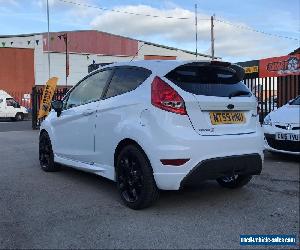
left=263, top=115, right=272, bottom=126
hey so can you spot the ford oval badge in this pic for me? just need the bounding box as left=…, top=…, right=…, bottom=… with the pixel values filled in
left=227, top=104, right=234, bottom=110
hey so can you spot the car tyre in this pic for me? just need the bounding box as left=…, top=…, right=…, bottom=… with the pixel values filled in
left=39, top=132, right=59, bottom=172
left=216, top=174, right=252, bottom=189
left=15, top=113, right=24, bottom=121
left=116, top=144, right=159, bottom=210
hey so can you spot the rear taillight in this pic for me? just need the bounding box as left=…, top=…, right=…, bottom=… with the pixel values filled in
left=151, top=76, right=187, bottom=115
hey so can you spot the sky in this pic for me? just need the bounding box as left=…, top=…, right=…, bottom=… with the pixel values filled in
left=0, top=0, right=299, bottom=62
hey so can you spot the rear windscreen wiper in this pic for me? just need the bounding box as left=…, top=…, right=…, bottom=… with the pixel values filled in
left=228, top=90, right=250, bottom=99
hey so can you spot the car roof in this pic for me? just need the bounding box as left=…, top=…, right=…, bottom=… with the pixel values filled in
left=98, top=60, right=214, bottom=76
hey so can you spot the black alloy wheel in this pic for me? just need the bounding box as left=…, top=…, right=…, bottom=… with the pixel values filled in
left=14, top=113, right=24, bottom=121
left=39, top=132, right=59, bottom=172
left=116, top=144, right=159, bottom=209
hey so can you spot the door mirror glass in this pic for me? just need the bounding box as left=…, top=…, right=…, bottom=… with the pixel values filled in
left=51, top=100, right=63, bottom=117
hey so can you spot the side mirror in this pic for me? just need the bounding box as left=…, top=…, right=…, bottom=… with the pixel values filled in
left=51, top=100, right=63, bottom=117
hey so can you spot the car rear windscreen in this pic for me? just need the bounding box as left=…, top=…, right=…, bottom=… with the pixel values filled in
left=165, top=63, right=251, bottom=97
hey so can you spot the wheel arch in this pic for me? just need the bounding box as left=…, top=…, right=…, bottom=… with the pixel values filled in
left=114, top=138, right=153, bottom=173
left=39, top=128, right=48, bottom=136
left=15, top=112, right=24, bottom=120
left=39, top=128, right=53, bottom=143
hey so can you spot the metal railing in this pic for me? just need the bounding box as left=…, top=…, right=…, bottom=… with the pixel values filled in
left=31, top=86, right=70, bottom=129
left=244, top=75, right=299, bottom=122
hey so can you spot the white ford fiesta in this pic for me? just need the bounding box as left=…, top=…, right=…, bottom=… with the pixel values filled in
left=263, top=95, right=300, bottom=155
left=39, top=60, right=264, bottom=209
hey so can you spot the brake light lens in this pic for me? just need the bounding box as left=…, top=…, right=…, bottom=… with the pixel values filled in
left=151, top=76, right=187, bottom=115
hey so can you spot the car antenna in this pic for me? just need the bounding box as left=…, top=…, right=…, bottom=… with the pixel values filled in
left=130, top=43, right=145, bottom=62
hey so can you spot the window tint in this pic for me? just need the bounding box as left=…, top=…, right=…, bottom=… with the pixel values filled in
left=66, top=69, right=112, bottom=109
left=105, top=67, right=151, bottom=99
left=166, top=64, right=251, bottom=97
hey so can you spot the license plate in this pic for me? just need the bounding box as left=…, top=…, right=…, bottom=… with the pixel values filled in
left=210, top=112, right=245, bottom=125
left=275, top=133, right=300, bottom=141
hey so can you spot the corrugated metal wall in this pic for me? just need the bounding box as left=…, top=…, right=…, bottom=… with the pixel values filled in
left=43, top=31, right=138, bottom=56
left=277, top=75, right=300, bottom=106
left=144, top=55, right=177, bottom=60
left=0, top=48, right=34, bottom=93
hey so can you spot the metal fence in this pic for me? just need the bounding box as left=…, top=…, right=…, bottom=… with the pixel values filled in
left=277, top=75, right=299, bottom=106
left=244, top=75, right=299, bottom=122
left=31, top=86, right=70, bottom=129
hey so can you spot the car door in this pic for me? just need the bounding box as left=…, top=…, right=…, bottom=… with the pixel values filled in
left=94, top=66, right=151, bottom=176
left=52, top=69, right=113, bottom=163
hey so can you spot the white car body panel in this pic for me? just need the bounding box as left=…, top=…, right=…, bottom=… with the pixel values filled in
left=40, top=60, right=264, bottom=190
left=51, top=101, right=97, bottom=162
left=267, top=104, right=300, bottom=124
left=263, top=100, right=300, bottom=155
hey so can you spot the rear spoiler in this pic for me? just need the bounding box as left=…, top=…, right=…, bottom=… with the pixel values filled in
left=210, top=60, right=231, bottom=67
left=179, top=61, right=245, bottom=82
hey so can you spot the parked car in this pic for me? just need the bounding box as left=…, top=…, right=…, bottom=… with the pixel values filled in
left=263, top=95, right=300, bottom=155
left=0, top=90, right=28, bottom=121
left=39, top=60, right=264, bottom=209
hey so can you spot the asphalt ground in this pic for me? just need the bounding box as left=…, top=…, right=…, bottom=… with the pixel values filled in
left=0, top=125, right=299, bottom=249
left=0, top=119, right=32, bottom=132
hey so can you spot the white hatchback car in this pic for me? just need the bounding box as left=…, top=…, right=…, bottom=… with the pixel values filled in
left=263, top=95, right=300, bottom=155
left=39, top=60, right=264, bottom=209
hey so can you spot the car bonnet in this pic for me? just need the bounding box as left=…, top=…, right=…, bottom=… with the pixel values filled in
left=270, top=104, right=300, bottom=124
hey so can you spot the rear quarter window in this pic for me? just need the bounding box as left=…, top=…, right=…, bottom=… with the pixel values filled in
left=104, top=67, right=151, bottom=99
left=166, top=63, right=251, bottom=98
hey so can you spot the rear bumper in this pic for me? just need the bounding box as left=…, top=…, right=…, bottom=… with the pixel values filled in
left=180, top=154, right=262, bottom=187
left=150, top=130, right=264, bottom=190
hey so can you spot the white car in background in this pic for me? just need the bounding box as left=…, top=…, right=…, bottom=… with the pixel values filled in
left=40, top=60, right=264, bottom=209
left=0, top=90, right=28, bottom=121
left=263, top=95, right=300, bottom=155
